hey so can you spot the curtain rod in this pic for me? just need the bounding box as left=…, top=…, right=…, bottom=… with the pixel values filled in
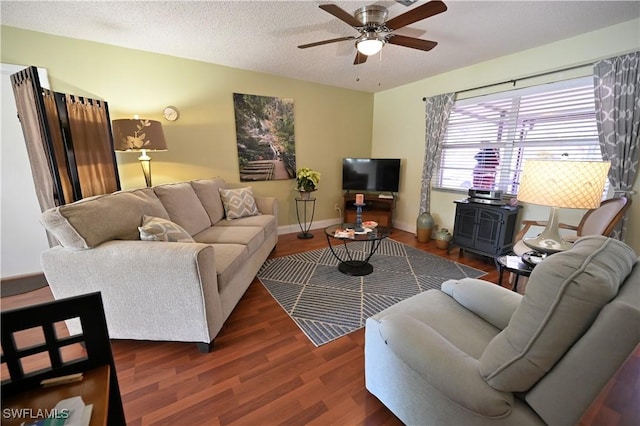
left=422, top=62, right=593, bottom=101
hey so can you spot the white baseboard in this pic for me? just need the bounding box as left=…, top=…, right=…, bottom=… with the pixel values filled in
left=278, top=218, right=342, bottom=235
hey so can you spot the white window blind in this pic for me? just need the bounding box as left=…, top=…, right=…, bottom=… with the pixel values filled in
left=434, top=76, right=603, bottom=195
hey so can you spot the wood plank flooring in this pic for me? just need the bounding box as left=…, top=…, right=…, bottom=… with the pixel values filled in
left=1, top=229, right=634, bottom=425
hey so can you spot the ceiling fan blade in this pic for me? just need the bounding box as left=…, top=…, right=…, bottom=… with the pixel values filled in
left=298, top=36, right=356, bottom=49
left=319, top=4, right=362, bottom=27
left=387, top=34, right=438, bottom=51
left=385, top=0, right=447, bottom=30
left=354, top=51, right=368, bottom=65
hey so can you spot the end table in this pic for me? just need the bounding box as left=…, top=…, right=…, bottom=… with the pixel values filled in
left=495, top=254, right=533, bottom=293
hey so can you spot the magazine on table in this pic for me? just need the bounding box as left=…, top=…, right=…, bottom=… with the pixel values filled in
left=334, top=228, right=355, bottom=239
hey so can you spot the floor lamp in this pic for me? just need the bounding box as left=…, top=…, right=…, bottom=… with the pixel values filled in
left=112, top=119, right=167, bottom=187
left=516, top=159, right=610, bottom=254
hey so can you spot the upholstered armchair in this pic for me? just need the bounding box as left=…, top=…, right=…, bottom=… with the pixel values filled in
left=513, top=196, right=630, bottom=256
left=365, top=236, right=639, bottom=425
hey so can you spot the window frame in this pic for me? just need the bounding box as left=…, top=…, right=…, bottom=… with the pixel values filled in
left=433, top=76, right=603, bottom=196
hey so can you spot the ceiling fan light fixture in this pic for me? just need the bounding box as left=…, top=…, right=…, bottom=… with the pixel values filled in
left=356, top=34, right=384, bottom=56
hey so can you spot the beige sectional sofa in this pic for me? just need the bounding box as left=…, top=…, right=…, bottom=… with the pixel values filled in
left=40, top=177, right=278, bottom=352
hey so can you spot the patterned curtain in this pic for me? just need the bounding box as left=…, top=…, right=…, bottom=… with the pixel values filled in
left=419, top=93, right=455, bottom=214
left=593, top=51, right=640, bottom=238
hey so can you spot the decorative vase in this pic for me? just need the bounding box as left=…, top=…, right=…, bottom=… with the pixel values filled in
left=416, top=212, right=434, bottom=242
left=435, top=228, right=452, bottom=250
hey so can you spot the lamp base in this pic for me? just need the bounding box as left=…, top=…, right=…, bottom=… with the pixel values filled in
left=523, top=235, right=573, bottom=254
left=522, top=206, right=573, bottom=254
left=138, top=151, right=152, bottom=188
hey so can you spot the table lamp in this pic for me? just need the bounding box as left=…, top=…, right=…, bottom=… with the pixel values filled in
left=516, top=159, right=610, bottom=254
left=112, top=118, right=167, bottom=187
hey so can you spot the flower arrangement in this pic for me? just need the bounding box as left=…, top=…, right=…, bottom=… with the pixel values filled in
left=296, top=167, right=321, bottom=192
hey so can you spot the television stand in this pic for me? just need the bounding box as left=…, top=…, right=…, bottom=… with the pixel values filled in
left=343, top=193, right=394, bottom=228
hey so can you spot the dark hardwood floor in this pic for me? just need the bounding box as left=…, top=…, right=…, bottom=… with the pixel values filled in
left=1, top=228, right=635, bottom=425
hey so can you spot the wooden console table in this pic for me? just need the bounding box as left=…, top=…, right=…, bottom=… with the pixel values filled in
left=2, top=365, right=110, bottom=426
left=1, top=293, right=126, bottom=425
left=343, top=193, right=394, bottom=228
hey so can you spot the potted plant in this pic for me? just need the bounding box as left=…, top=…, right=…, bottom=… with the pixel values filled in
left=296, top=167, right=320, bottom=199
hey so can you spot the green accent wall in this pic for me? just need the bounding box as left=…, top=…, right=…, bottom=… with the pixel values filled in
left=372, top=19, right=640, bottom=252
left=1, top=25, right=373, bottom=228
left=2, top=19, right=639, bottom=252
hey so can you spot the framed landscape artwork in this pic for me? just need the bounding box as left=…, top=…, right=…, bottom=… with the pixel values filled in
left=232, top=93, right=296, bottom=182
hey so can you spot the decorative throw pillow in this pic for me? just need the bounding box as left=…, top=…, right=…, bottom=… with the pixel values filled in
left=219, top=187, right=261, bottom=220
left=138, top=215, right=195, bottom=242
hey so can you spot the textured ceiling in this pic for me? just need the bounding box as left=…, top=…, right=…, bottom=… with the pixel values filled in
left=2, top=1, right=639, bottom=93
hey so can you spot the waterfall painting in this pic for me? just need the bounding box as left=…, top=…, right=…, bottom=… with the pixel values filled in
left=232, top=93, right=296, bottom=182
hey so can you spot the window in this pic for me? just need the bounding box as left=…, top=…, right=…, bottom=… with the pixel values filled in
left=434, top=76, right=603, bottom=195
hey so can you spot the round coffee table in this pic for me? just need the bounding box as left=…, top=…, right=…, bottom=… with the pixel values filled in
left=324, top=223, right=391, bottom=276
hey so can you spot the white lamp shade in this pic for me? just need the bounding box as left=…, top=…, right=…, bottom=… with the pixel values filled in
left=357, top=38, right=384, bottom=56
left=517, top=160, right=610, bottom=209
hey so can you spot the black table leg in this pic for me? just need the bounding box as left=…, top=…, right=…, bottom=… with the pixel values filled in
left=325, top=235, right=385, bottom=276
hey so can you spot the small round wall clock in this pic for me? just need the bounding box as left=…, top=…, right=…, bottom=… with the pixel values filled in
left=163, top=106, right=179, bottom=121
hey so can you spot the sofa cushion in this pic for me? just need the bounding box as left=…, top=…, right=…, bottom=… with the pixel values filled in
left=208, top=243, right=250, bottom=294
left=372, top=289, right=500, bottom=359
left=138, top=215, right=195, bottom=242
left=219, top=187, right=261, bottom=220
left=213, top=213, right=277, bottom=237
left=153, top=182, right=211, bottom=235
left=193, top=226, right=264, bottom=257
left=190, top=177, right=227, bottom=224
left=480, top=236, right=636, bottom=392
left=40, top=188, right=169, bottom=250
left=378, top=313, right=514, bottom=417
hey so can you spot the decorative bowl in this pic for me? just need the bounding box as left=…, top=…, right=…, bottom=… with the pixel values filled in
left=362, top=221, right=378, bottom=229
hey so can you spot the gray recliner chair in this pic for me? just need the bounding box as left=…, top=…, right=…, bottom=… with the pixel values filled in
left=365, top=236, right=639, bottom=425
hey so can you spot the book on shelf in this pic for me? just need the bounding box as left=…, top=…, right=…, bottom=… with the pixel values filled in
left=22, top=396, right=93, bottom=426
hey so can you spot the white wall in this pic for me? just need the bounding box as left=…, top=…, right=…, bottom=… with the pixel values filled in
left=372, top=19, right=640, bottom=252
left=1, top=64, right=51, bottom=278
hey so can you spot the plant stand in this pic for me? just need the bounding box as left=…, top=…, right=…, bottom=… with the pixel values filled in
left=295, top=195, right=316, bottom=239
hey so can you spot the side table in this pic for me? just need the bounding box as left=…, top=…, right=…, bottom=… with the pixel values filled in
left=295, top=196, right=316, bottom=239
left=495, top=254, right=533, bottom=293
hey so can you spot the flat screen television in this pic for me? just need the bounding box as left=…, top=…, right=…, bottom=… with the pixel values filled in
left=342, top=158, right=401, bottom=193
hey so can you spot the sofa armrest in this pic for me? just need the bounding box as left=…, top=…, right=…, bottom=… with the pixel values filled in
left=41, top=240, right=224, bottom=344
left=255, top=196, right=277, bottom=216
left=441, top=278, right=521, bottom=330
left=377, top=314, right=514, bottom=417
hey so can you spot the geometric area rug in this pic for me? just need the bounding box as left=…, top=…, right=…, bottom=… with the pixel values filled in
left=257, top=238, right=486, bottom=346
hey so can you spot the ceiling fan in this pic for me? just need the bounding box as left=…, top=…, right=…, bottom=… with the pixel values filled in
left=298, top=0, right=447, bottom=65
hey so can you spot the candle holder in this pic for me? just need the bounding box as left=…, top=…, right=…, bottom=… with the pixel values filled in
left=354, top=203, right=365, bottom=232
